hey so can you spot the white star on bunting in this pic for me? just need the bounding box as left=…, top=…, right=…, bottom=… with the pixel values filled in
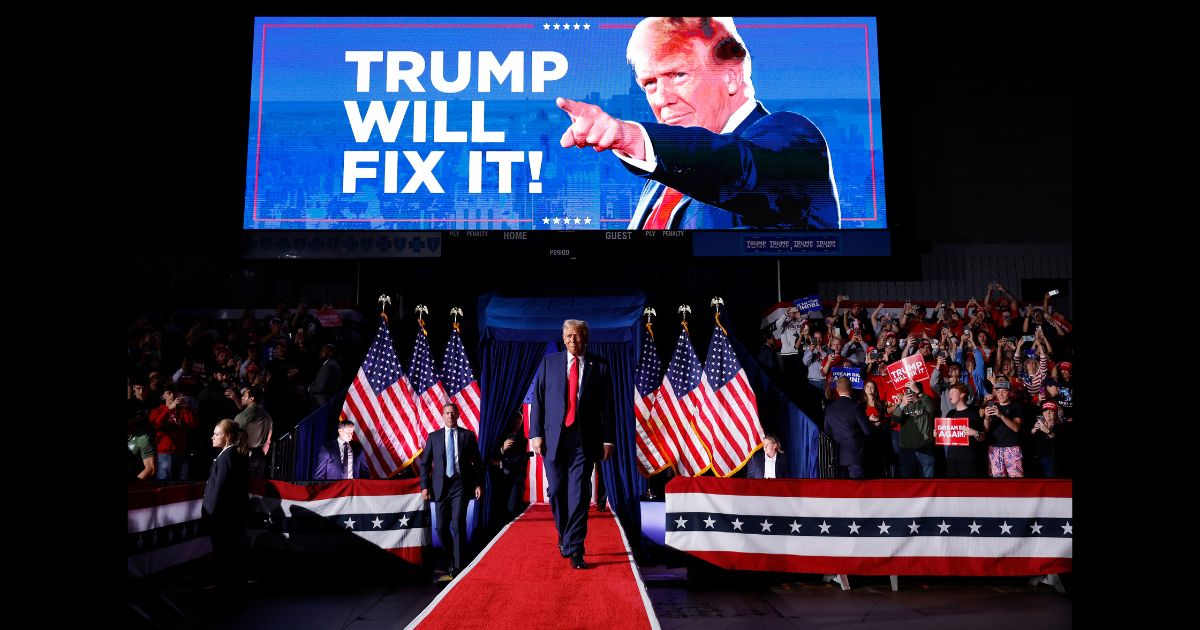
left=675, top=516, right=688, bottom=529
left=731, top=518, right=744, bottom=531
left=372, top=516, right=384, bottom=529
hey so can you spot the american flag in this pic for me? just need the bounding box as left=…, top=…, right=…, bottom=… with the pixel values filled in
left=408, top=327, right=448, bottom=440
left=696, top=325, right=765, bottom=477
left=633, top=327, right=673, bottom=476
left=440, top=328, right=481, bottom=435
left=341, top=317, right=424, bottom=478
left=650, top=328, right=712, bottom=476
left=665, top=477, right=1073, bottom=576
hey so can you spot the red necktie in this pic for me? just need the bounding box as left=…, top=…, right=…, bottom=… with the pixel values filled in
left=642, top=186, right=683, bottom=230
left=564, top=357, right=579, bottom=427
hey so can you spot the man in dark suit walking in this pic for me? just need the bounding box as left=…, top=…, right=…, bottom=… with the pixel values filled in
left=823, top=377, right=873, bottom=479
left=530, top=319, right=615, bottom=569
left=420, top=402, right=482, bottom=580
left=313, top=419, right=371, bottom=480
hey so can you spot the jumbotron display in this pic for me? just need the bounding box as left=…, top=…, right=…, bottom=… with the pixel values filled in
left=244, top=16, right=887, bottom=240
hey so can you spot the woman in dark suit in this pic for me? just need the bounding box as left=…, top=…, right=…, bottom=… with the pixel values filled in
left=204, top=419, right=250, bottom=594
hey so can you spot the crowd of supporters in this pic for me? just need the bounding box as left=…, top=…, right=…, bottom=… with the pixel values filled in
left=758, top=282, right=1075, bottom=479
left=127, top=301, right=362, bottom=482
left=128, top=283, right=1074, bottom=484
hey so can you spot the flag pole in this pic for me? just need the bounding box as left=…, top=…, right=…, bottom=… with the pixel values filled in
left=378, top=294, right=392, bottom=323
left=710, top=297, right=727, bottom=335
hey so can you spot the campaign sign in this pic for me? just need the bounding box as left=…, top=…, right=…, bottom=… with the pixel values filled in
left=316, top=308, right=344, bottom=328
left=793, top=295, right=822, bottom=313
left=886, top=354, right=931, bottom=388
left=831, top=367, right=863, bottom=389
left=243, top=17, right=888, bottom=231
left=934, top=418, right=970, bottom=446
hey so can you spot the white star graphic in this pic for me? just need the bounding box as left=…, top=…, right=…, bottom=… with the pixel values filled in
left=1029, top=521, right=1043, bottom=535
left=819, top=521, right=831, bottom=534
left=789, top=521, right=802, bottom=533
left=583, top=23, right=590, bottom=30
left=573, top=23, right=580, bottom=30
left=731, top=518, right=744, bottom=531
left=574, top=217, right=582, bottom=224
left=937, top=520, right=951, bottom=534
left=552, top=217, right=560, bottom=224
left=999, top=521, right=1013, bottom=535
left=344, top=517, right=356, bottom=529
left=877, top=521, right=891, bottom=535
left=703, top=516, right=716, bottom=529
left=543, top=23, right=550, bottom=30
left=675, top=516, right=688, bottom=529
left=372, top=516, right=384, bottom=529
left=583, top=217, right=592, bottom=224
left=398, top=514, right=410, bottom=528
left=968, top=521, right=982, bottom=534
left=562, top=216, right=570, bottom=224
left=760, top=519, right=773, bottom=533
left=908, top=521, right=921, bottom=534
left=1061, top=521, right=1072, bottom=535
left=542, top=217, right=550, bottom=224
left=553, top=23, right=560, bottom=30
left=848, top=521, right=861, bottom=534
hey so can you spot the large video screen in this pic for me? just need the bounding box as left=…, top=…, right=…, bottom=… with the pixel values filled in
left=244, top=16, right=887, bottom=241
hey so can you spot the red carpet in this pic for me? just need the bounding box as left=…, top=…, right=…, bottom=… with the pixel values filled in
left=407, top=504, right=657, bottom=630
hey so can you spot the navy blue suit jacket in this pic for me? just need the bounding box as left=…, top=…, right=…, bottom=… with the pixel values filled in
left=529, top=351, right=615, bottom=462
left=745, top=449, right=789, bottom=479
left=823, top=395, right=873, bottom=467
left=420, top=427, right=483, bottom=501
left=313, top=439, right=370, bottom=480
left=624, top=102, right=840, bottom=230
left=203, top=447, right=249, bottom=526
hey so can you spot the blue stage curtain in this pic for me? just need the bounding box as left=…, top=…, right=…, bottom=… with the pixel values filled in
left=474, top=292, right=647, bottom=546
left=730, top=335, right=820, bottom=478
left=476, top=338, right=556, bottom=530
left=579, top=340, right=646, bottom=539
left=292, top=390, right=345, bottom=480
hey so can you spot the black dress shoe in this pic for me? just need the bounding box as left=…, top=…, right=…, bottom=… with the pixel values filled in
left=597, top=503, right=608, bottom=512
left=571, top=551, right=588, bottom=569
